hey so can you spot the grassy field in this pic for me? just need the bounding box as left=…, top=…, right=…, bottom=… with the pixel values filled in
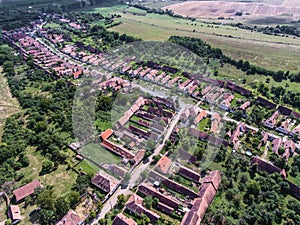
left=43, top=22, right=62, bottom=29
left=0, top=200, right=6, bottom=222
left=16, top=147, right=77, bottom=225
left=84, top=5, right=300, bottom=72
left=0, top=67, right=21, bottom=142
left=74, top=159, right=99, bottom=177
left=79, top=143, right=120, bottom=166
left=218, top=64, right=300, bottom=92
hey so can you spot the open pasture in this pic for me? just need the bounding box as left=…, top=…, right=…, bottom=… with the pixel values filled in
left=101, top=7, right=300, bottom=72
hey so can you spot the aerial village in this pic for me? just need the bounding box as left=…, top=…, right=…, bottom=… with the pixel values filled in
left=1, top=12, right=300, bottom=225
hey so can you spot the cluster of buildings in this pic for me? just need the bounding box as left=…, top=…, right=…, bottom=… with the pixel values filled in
left=2, top=31, right=84, bottom=78
left=0, top=180, right=83, bottom=225
left=111, top=166, right=221, bottom=225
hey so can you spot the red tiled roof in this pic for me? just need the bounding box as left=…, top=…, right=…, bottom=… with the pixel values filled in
left=100, top=128, right=113, bottom=141
left=13, top=180, right=41, bottom=202
left=113, top=213, right=137, bottom=225
left=156, top=156, right=172, bottom=174
left=55, top=210, right=81, bottom=225
left=126, top=194, right=160, bottom=222
left=203, top=170, right=221, bottom=191
left=133, top=149, right=146, bottom=165
left=91, top=170, right=120, bottom=193
left=8, top=205, right=22, bottom=221
left=194, top=110, right=207, bottom=124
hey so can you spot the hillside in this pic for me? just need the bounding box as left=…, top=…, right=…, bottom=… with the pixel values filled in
left=163, top=0, right=300, bottom=22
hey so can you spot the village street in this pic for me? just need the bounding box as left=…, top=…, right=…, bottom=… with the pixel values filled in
left=26, top=28, right=287, bottom=224
left=90, top=104, right=185, bottom=224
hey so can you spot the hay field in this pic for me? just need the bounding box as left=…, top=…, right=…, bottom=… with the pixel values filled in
left=163, top=0, right=300, bottom=20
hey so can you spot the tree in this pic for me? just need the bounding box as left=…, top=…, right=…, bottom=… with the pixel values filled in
left=37, top=187, right=56, bottom=211
left=75, top=174, right=91, bottom=194
left=246, top=180, right=260, bottom=196
left=38, top=209, right=55, bottom=225
left=143, top=196, right=154, bottom=208
left=122, top=172, right=131, bottom=186
left=117, top=194, right=126, bottom=207
left=3, top=61, right=14, bottom=75
left=67, top=191, right=80, bottom=209
left=40, top=160, right=55, bottom=175
left=97, top=201, right=103, bottom=211
left=5, top=219, right=12, bottom=225
left=55, top=197, right=70, bottom=218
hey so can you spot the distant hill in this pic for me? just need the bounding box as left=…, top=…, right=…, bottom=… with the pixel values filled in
left=163, top=0, right=300, bottom=23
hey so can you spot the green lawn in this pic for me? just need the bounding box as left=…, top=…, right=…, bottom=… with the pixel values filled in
left=198, top=117, right=210, bottom=131
left=44, top=22, right=62, bottom=29
left=218, top=63, right=300, bottom=93
left=0, top=200, right=6, bottom=222
left=79, top=143, right=120, bottom=165
left=74, top=159, right=99, bottom=177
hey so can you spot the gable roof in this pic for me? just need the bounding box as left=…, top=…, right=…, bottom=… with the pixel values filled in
left=278, top=106, right=292, bottom=116
left=194, top=110, right=207, bottom=124
left=155, top=156, right=172, bottom=174
left=178, top=166, right=201, bottom=182
left=13, top=180, right=41, bottom=202
left=91, top=171, right=120, bottom=193
left=126, top=193, right=160, bottom=222
left=55, top=210, right=81, bottom=225
left=239, top=101, right=251, bottom=110
left=251, top=156, right=286, bottom=178
left=256, top=97, right=277, bottom=109
left=8, top=205, right=22, bottom=221
left=113, top=213, right=137, bottom=225
left=100, top=129, right=113, bottom=141
left=203, top=170, right=221, bottom=191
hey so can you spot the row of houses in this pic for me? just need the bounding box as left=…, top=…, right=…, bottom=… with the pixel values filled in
left=100, top=128, right=145, bottom=164
left=264, top=109, right=300, bottom=138
left=2, top=31, right=84, bottom=79
left=251, top=156, right=300, bottom=200
left=258, top=132, right=298, bottom=161
left=112, top=167, right=221, bottom=225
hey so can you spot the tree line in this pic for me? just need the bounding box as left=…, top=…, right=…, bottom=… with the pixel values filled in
left=169, top=36, right=300, bottom=83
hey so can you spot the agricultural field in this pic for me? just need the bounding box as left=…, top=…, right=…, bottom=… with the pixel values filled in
left=0, top=67, right=21, bottom=142
left=95, top=6, right=300, bottom=72
left=163, top=0, right=300, bottom=21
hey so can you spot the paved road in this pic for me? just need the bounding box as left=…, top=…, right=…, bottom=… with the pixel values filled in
left=90, top=102, right=185, bottom=224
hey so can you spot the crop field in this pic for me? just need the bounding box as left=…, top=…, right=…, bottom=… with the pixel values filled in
left=163, top=0, right=300, bottom=20
left=0, top=67, right=21, bottom=142
left=102, top=7, right=300, bottom=72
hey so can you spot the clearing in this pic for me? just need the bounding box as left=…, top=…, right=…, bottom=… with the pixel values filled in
left=0, top=67, right=21, bottom=142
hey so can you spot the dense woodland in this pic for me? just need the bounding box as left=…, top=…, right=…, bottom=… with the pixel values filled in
left=203, top=155, right=300, bottom=225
